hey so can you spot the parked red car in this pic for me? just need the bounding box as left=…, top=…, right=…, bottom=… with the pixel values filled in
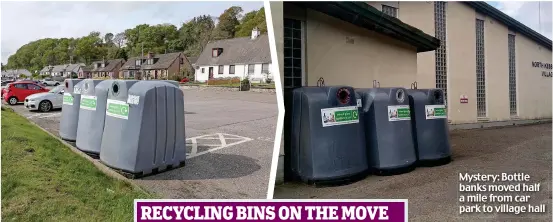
left=180, top=77, right=189, bottom=83
left=3, top=81, right=50, bottom=105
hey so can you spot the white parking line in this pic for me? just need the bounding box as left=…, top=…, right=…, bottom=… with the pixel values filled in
left=186, top=133, right=253, bottom=159
left=26, top=112, right=61, bottom=119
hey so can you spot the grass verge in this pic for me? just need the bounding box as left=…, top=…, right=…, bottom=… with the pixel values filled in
left=1, top=108, right=153, bottom=221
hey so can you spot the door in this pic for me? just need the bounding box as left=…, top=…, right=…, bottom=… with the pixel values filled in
left=12, top=83, right=27, bottom=101
left=208, top=67, right=214, bottom=79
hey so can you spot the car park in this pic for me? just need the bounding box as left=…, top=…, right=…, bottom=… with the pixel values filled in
left=3, top=81, right=50, bottom=105
left=24, top=85, right=64, bottom=112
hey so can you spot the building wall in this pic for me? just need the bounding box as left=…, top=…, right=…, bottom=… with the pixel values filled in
left=371, top=2, right=552, bottom=123
left=195, top=63, right=272, bottom=82
left=517, top=32, right=552, bottom=119
left=304, top=9, right=418, bottom=88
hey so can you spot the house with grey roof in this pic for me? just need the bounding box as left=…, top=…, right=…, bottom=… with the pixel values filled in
left=120, top=52, right=192, bottom=80
left=2, top=69, right=32, bottom=78
left=51, top=64, right=69, bottom=77
left=91, top=59, right=125, bottom=79
left=78, top=65, right=93, bottom=79
left=64, top=63, right=85, bottom=78
left=39, top=66, right=53, bottom=76
left=194, top=28, right=272, bottom=83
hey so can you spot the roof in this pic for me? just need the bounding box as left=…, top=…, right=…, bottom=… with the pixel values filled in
left=40, top=66, right=52, bottom=72
left=66, top=63, right=85, bottom=72
left=292, top=2, right=440, bottom=52
left=51, top=64, right=68, bottom=72
left=81, top=65, right=94, bottom=72
left=2, top=69, right=32, bottom=77
left=195, top=35, right=271, bottom=66
left=92, top=59, right=125, bottom=72
left=465, top=2, right=552, bottom=50
left=122, top=52, right=184, bottom=70
left=187, top=56, right=198, bottom=64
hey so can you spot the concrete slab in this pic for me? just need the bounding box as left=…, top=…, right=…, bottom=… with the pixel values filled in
left=274, top=123, right=552, bottom=221
left=3, top=88, right=277, bottom=199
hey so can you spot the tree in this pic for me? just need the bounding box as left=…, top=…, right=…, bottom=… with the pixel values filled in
left=2, top=6, right=264, bottom=71
left=179, top=15, right=216, bottom=56
left=104, top=33, right=114, bottom=46
left=212, top=6, right=243, bottom=40
left=113, top=32, right=126, bottom=48
left=235, top=8, right=267, bottom=37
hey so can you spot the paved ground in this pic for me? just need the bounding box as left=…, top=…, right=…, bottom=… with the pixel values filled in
left=3, top=88, right=277, bottom=199
left=274, top=123, right=552, bottom=221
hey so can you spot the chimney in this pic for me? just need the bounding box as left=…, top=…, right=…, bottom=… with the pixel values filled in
left=148, top=52, right=154, bottom=59
left=251, top=27, right=260, bottom=40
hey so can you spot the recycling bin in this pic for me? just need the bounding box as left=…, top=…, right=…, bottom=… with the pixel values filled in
left=407, top=88, right=452, bottom=166
left=160, top=80, right=179, bottom=87
left=290, top=86, right=368, bottom=184
left=100, top=80, right=185, bottom=175
left=75, top=79, right=120, bottom=156
left=59, top=79, right=84, bottom=141
left=358, top=87, right=417, bottom=175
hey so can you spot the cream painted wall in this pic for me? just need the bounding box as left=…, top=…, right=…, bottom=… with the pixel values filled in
left=367, top=2, right=436, bottom=88
left=446, top=2, right=478, bottom=124
left=484, top=16, right=511, bottom=121
left=393, top=1, right=552, bottom=123
left=304, top=9, right=418, bottom=89
left=516, top=34, right=552, bottom=120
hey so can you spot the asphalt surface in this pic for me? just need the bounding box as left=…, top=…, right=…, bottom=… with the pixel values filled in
left=274, top=123, right=552, bottom=221
left=3, top=88, right=277, bottom=199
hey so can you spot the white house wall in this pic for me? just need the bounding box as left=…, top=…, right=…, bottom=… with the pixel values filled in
left=195, top=63, right=272, bottom=82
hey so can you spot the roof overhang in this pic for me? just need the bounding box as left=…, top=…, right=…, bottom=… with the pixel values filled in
left=294, top=2, right=440, bottom=52
left=465, top=2, right=552, bottom=50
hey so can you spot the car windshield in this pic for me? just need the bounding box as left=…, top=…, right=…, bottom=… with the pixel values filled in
left=49, top=85, right=63, bottom=93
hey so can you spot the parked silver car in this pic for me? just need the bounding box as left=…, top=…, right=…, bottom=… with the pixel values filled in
left=24, top=85, right=64, bottom=112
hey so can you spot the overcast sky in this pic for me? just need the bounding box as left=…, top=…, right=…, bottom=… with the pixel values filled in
left=1, top=1, right=551, bottom=64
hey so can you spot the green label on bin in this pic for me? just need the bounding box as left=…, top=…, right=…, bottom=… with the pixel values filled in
left=388, top=105, right=411, bottom=121
left=80, top=95, right=97, bottom=110
left=106, top=99, right=129, bottom=120
left=63, top=93, right=73, bottom=105
left=321, top=106, right=359, bottom=127
left=425, top=105, right=447, bottom=119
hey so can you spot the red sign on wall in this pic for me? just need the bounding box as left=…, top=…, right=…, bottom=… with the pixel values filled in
left=460, top=95, right=468, bottom=103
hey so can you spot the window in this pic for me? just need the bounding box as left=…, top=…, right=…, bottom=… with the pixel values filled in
left=212, top=49, right=218, bottom=57
left=508, top=34, right=517, bottom=116
left=382, top=5, right=398, bottom=18
left=262, top=63, right=269, bottom=73
left=476, top=19, right=486, bottom=117
left=180, top=58, right=184, bottom=64
left=135, top=60, right=141, bottom=66
left=14, top=83, right=26, bottom=89
left=434, top=2, right=447, bottom=103
left=283, top=18, right=304, bottom=89
left=248, top=64, right=255, bottom=74
left=130, top=71, right=135, bottom=78
left=148, top=59, right=154, bottom=65
left=28, top=84, right=41, bottom=90
left=201, top=68, right=205, bottom=73
left=101, top=63, right=105, bottom=68
left=229, top=65, right=235, bottom=74
left=218, top=65, right=224, bottom=74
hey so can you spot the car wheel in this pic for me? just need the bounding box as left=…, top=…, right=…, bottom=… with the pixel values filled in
left=39, top=100, right=52, bottom=112
left=8, top=96, right=18, bottom=105
left=54, top=82, right=60, bottom=86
